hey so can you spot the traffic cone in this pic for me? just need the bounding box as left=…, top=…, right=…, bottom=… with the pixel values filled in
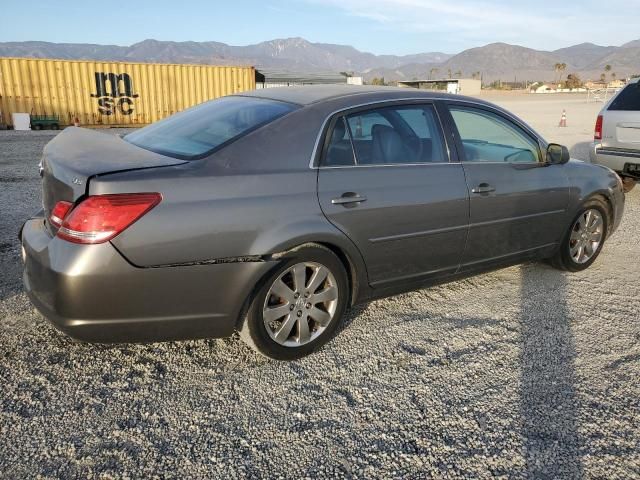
left=559, top=110, right=567, bottom=127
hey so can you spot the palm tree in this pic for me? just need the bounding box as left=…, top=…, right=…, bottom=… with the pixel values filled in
left=447, top=68, right=452, bottom=79
left=558, top=63, right=567, bottom=83
left=429, top=67, right=439, bottom=80
left=553, top=63, right=562, bottom=83
left=603, top=64, right=612, bottom=82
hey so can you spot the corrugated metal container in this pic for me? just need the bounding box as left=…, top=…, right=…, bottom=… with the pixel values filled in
left=0, top=57, right=255, bottom=127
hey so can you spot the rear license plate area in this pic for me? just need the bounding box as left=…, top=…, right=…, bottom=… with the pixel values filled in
left=623, top=163, right=640, bottom=178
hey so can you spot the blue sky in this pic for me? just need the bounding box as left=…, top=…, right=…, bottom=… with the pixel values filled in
left=2, top=0, right=639, bottom=54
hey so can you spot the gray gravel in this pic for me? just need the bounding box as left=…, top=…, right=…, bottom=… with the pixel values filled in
left=1, top=128, right=639, bottom=479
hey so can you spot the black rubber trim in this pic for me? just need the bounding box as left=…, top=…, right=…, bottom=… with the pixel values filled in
left=596, top=148, right=640, bottom=159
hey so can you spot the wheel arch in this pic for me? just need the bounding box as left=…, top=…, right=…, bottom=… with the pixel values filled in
left=265, top=238, right=367, bottom=308
left=234, top=232, right=370, bottom=331
left=313, top=241, right=360, bottom=307
left=583, top=191, right=615, bottom=237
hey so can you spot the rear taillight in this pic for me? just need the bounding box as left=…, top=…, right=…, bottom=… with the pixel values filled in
left=56, top=193, right=161, bottom=244
left=594, top=115, right=603, bottom=140
left=50, top=201, right=73, bottom=228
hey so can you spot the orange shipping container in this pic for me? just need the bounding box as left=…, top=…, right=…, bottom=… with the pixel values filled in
left=0, top=57, right=255, bottom=127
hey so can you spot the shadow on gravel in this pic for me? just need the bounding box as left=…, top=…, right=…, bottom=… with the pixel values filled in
left=569, top=141, right=592, bottom=162
left=0, top=243, right=23, bottom=303
left=520, top=264, right=582, bottom=479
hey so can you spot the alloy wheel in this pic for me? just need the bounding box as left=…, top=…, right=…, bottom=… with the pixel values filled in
left=569, top=208, right=604, bottom=264
left=262, top=262, right=338, bottom=347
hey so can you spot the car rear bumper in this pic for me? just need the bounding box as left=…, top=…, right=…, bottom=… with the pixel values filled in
left=20, top=216, right=274, bottom=343
left=590, top=143, right=640, bottom=179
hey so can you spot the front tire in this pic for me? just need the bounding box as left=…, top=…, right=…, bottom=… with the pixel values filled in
left=239, top=244, right=349, bottom=360
left=551, top=199, right=608, bottom=272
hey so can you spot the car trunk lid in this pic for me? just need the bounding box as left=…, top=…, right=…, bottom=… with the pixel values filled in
left=615, top=120, right=640, bottom=144
left=41, top=127, right=186, bottom=233
left=601, top=110, right=640, bottom=148
left=604, top=81, right=640, bottom=149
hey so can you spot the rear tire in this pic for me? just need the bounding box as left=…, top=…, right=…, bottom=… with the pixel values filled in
left=239, top=244, right=349, bottom=360
left=551, top=199, right=608, bottom=272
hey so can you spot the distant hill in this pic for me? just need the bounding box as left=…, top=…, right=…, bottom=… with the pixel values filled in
left=586, top=47, right=640, bottom=70
left=622, top=40, right=640, bottom=48
left=0, top=37, right=638, bottom=83
left=0, top=38, right=451, bottom=73
left=551, top=42, right=618, bottom=69
left=436, top=43, right=566, bottom=82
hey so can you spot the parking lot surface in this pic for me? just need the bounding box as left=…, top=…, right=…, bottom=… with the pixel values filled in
left=1, top=117, right=639, bottom=478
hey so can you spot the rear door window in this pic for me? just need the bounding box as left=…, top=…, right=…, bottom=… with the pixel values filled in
left=608, top=82, right=640, bottom=111
left=323, top=104, right=447, bottom=166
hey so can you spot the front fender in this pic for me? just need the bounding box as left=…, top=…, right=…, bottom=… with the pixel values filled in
left=566, top=160, right=625, bottom=235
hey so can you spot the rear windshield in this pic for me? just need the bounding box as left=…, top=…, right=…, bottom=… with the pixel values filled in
left=125, top=96, right=296, bottom=159
left=608, top=82, right=640, bottom=111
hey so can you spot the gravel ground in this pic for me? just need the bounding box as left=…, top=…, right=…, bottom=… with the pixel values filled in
left=1, top=115, right=639, bottom=479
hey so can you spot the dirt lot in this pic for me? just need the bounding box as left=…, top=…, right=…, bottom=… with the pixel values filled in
left=479, top=92, right=602, bottom=160
left=1, top=95, right=639, bottom=479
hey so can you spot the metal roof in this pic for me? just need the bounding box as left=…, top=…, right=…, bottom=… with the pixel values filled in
left=398, top=78, right=479, bottom=83
left=255, top=68, right=347, bottom=84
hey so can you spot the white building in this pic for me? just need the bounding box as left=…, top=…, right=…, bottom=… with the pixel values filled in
left=255, top=69, right=353, bottom=88
left=397, top=78, right=482, bottom=95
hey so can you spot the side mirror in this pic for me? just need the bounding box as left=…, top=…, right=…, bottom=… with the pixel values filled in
left=546, top=143, right=570, bottom=165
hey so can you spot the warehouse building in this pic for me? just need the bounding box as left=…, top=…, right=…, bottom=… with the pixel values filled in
left=397, top=78, right=482, bottom=95
left=255, top=68, right=362, bottom=88
left=0, top=57, right=255, bottom=128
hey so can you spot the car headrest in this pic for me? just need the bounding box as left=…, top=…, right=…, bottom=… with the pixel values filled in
left=371, top=124, right=410, bottom=165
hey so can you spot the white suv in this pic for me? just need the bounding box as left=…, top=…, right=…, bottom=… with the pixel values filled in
left=590, top=78, right=640, bottom=191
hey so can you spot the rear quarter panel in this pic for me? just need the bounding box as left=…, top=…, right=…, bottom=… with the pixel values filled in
left=98, top=164, right=325, bottom=265
left=91, top=105, right=370, bottom=299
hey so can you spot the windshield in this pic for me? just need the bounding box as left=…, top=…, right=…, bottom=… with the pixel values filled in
left=125, top=96, right=296, bottom=159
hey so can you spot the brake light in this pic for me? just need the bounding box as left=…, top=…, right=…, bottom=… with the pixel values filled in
left=56, top=193, right=161, bottom=244
left=50, top=201, right=73, bottom=228
left=594, top=115, right=603, bottom=140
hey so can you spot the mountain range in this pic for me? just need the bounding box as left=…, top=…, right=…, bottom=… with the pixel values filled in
left=1, top=37, right=638, bottom=83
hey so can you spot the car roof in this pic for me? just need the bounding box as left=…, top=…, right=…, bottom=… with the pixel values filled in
left=236, top=85, right=464, bottom=106
left=234, top=84, right=544, bottom=142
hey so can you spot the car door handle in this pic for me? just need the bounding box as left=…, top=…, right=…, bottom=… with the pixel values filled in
left=331, top=193, right=367, bottom=206
left=471, top=183, right=495, bottom=194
